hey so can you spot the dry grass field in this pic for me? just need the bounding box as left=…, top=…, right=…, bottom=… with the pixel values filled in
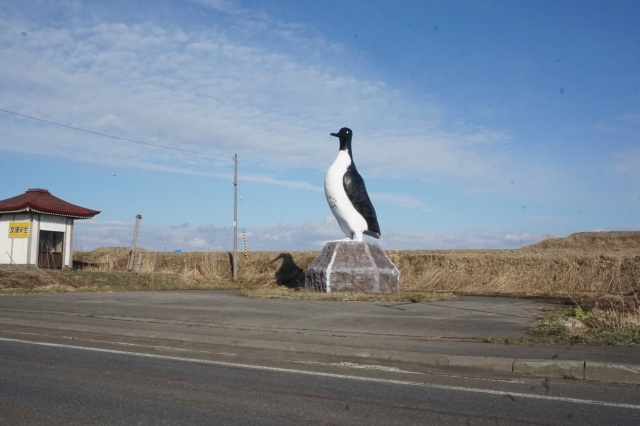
left=1, top=231, right=638, bottom=300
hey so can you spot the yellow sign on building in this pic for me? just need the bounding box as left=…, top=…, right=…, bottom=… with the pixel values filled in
left=9, top=221, right=30, bottom=238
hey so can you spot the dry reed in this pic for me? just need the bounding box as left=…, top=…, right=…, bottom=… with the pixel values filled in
left=4, top=232, right=638, bottom=344
left=4, top=231, right=638, bottom=302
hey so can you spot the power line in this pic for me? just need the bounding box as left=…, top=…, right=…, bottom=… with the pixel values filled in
left=0, top=107, right=232, bottom=159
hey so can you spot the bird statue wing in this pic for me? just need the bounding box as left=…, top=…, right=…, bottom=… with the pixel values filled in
left=343, top=165, right=381, bottom=238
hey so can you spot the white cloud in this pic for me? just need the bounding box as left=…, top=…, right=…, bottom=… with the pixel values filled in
left=3, top=2, right=606, bottom=253
left=0, top=6, right=527, bottom=190
left=72, top=220, right=134, bottom=251
left=192, top=0, right=237, bottom=13
left=616, top=113, right=640, bottom=125
left=381, top=229, right=544, bottom=250
left=240, top=173, right=323, bottom=192
left=74, top=218, right=543, bottom=252
left=612, top=148, right=640, bottom=184
left=75, top=220, right=234, bottom=252
left=373, top=193, right=433, bottom=213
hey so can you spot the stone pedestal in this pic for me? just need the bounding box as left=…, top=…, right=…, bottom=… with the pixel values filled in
left=305, top=241, right=399, bottom=293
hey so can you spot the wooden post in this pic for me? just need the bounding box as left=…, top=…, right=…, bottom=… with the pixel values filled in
left=127, top=214, right=142, bottom=272
left=135, top=252, right=143, bottom=274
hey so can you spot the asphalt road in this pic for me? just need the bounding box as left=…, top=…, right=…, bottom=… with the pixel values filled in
left=2, top=336, right=640, bottom=425
left=0, top=290, right=638, bottom=364
left=1, top=290, right=639, bottom=424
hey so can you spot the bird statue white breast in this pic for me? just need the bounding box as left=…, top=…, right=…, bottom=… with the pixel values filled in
left=325, top=127, right=380, bottom=241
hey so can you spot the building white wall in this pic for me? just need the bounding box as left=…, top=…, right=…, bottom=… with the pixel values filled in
left=39, top=215, right=68, bottom=232
left=0, top=213, right=33, bottom=266
left=64, top=219, right=73, bottom=268
left=0, top=213, right=75, bottom=268
left=0, top=217, right=11, bottom=264
left=31, top=215, right=40, bottom=266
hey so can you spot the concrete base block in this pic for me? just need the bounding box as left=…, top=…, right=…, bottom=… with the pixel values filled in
left=305, top=241, right=399, bottom=293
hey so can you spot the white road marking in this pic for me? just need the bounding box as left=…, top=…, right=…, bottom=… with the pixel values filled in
left=294, top=360, right=421, bottom=374
left=0, top=330, right=236, bottom=356
left=2, top=336, right=639, bottom=411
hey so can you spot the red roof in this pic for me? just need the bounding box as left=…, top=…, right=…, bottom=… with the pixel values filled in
left=0, top=189, right=100, bottom=219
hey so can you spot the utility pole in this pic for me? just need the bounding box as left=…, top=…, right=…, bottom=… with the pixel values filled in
left=233, top=154, right=238, bottom=281
left=127, top=214, right=142, bottom=272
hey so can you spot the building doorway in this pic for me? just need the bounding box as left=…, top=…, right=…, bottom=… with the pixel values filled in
left=39, top=230, right=64, bottom=269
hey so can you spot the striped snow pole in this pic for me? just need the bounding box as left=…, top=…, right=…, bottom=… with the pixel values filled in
left=243, top=231, right=248, bottom=259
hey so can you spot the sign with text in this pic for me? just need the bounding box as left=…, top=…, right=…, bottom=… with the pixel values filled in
left=9, top=221, right=30, bottom=238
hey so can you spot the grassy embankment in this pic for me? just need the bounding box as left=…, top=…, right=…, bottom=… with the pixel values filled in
left=1, top=231, right=638, bottom=343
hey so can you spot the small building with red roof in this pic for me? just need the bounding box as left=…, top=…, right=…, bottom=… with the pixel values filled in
left=0, top=189, right=100, bottom=269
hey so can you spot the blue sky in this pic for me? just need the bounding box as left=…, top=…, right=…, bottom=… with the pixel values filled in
left=1, top=0, right=638, bottom=252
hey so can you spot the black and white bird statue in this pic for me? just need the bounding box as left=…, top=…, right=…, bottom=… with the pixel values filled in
left=325, top=127, right=380, bottom=241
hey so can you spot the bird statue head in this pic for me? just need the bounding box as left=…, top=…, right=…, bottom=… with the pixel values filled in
left=330, top=127, right=353, bottom=152
left=330, top=127, right=352, bottom=139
